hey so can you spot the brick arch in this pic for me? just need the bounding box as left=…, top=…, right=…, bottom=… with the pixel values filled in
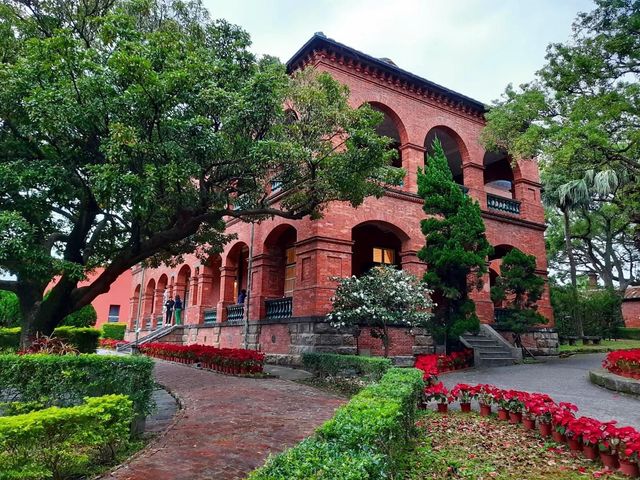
left=263, top=224, right=297, bottom=254
left=154, top=273, right=169, bottom=314
left=223, top=241, right=249, bottom=304
left=424, top=126, right=470, bottom=185
left=361, top=101, right=409, bottom=146
left=143, top=278, right=156, bottom=317
left=351, top=220, right=411, bottom=276
left=130, top=283, right=141, bottom=329
left=483, top=150, right=516, bottom=199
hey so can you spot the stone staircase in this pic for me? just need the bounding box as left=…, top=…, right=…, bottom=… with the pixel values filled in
left=460, top=324, right=522, bottom=367
left=117, top=325, right=179, bottom=353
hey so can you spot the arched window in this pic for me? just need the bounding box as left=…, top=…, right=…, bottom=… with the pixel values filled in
left=424, top=127, right=468, bottom=185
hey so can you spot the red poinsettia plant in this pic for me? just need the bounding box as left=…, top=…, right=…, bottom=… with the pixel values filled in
left=424, top=382, right=453, bottom=404
left=603, top=349, right=640, bottom=380
left=450, top=384, right=479, bottom=404
left=565, top=416, right=604, bottom=445
left=476, top=384, right=499, bottom=406
left=551, top=402, right=578, bottom=433
left=524, top=393, right=556, bottom=423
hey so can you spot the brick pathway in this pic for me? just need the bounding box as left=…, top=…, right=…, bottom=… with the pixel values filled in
left=105, top=361, right=345, bottom=480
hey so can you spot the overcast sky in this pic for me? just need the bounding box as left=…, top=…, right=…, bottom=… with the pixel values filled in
left=202, top=0, right=594, bottom=104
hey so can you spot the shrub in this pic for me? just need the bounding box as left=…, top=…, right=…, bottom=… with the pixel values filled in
left=50, top=327, right=100, bottom=353
left=0, top=395, right=133, bottom=480
left=618, top=328, right=640, bottom=340
left=0, top=354, right=155, bottom=417
left=302, top=353, right=392, bottom=381
left=0, top=291, right=21, bottom=328
left=59, top=305, right=97, bottom=328
left=0, top=328, right=20, bottom=352
left=250, top=368, right=424, bottom=479
left=102, top=323, right=126, bottom=340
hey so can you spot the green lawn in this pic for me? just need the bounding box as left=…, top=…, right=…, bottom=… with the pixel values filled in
left=405, top=411, right=626, bottom=479
left=559, top=339, right=640, bottom=354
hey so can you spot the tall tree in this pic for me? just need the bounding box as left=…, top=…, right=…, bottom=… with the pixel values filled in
left=418, top=139, right=492, bottom=351
left=0, top=0, right=401, bottom=346
left=481, top=0, right=640, bottom=250
left=490, top=248, right=547, bottom=349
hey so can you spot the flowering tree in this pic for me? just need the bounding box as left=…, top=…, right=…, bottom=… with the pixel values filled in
left=327, top=266, right=433, bottom=357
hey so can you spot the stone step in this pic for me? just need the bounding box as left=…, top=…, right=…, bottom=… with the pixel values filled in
left=478, top=351, right=514, bottom=359
left=481, top=358, right=517, bottom=367
left=475, top=346, right=512, bottom=354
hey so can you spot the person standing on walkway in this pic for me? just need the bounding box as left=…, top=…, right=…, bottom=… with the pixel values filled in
left=237, top=289, right=247, bottom=304
left=164, top=297, right=174, bottom=326
left=174, top=295, right=183, bottom=325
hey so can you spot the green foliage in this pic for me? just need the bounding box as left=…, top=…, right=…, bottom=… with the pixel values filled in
left=482, top=0, right=640, bottom=254
left=51, top=327, right=100, bottom=353
left=0, top=291, right=20, bottom=328
left=59, top=305, right=97, bottom=328
left=418, top=139, right=492, bottom=345
left=618, top=328, right=640, bottom=341
left=0, top=395, right=133, bottom=480
left=0, top=354, right=154, bottom=417
left=0, top=0, right=399, bottom=339
left=327, top=266, right=433, bottom=356
left=302, top=353, right=392, bottom=381
left=101, top=323, right=126, bottom=340
left=491, top=248, right=547, bottom=336
left=0, top=328, right=20, bottom=352
left=250, top=368, right=424, bottom=479
left=551, top=285, right=623, bottom=338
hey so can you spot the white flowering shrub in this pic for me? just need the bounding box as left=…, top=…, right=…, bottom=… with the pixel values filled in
left=326, top=266, right=433, bottom=357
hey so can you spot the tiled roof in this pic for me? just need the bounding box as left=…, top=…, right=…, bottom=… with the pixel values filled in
left=624, top=286, right=640, bottom=300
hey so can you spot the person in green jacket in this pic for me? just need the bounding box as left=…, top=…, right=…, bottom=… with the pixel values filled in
left=173, top=295, right=183, bottom=325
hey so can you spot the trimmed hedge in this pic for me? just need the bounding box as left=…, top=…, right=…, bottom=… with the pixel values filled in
left=102, top=323, right=127, bottom=340
left=302, top=353, right=393, bottom=381
left=249, top=368, right=424, bottom=479
left=0, top=327, right=100, bottom=353
left=0, top=328, right=20, bottom=351
left=0, top=354, right=155, bottom=417
left=0, top=395, right=133, bottom=480
left=618, top=328, right=640, bottom=340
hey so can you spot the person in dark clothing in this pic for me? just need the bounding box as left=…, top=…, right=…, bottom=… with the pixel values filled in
left=164, top=298, right=174, bottom=325
left=237, top=289, right=247, bottom=304
left=174, top=295, right=183, bottom=325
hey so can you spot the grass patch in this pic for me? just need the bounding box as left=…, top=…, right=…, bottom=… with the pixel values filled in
left=404, top=411, right=625, bottom=479
left=559, top=339, right=640, bottom=354
left=296, top=375, right=368, bottom=398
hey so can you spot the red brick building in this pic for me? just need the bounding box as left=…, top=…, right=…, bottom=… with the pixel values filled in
left=126, top=34, right=553, bottom=360
left=623, top=286, right=640, bottom=329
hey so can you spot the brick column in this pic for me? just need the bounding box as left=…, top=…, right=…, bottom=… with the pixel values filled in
left=217, top=266, right=237, bottom=322
left=462, top=162, right=486, bottom=209
left=513, top=178, right=544, bottom=223
left=400, top=250, right=426, bottom=279
left=247, top=253, right=281, bottom=321
left=399, top=143, right=425, bottom=193
left=293, top=237, right=353, bottom=317
left=469, top=268, right=494, bottom=324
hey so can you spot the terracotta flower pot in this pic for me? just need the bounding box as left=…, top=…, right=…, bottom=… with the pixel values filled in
left=509, top=412, right=523, bottom=424
left=460, top=402, right=472, bottom=413
left=480, top=404, right=492, bottom=417
left=619, top=459, right=640, bottom=477
left=437, top=403, right=448, bottom=413
left=583, top=444, right=598, bottom=461
left=538, top=422, right=552, bottom=437
left=497, top=408, right=509, bottom=421
left=551, top=430, right=566, bottom=443
left=600, top=451, right=619, bottom=469
left=568, top=437, right=582, bottom=452
left=523, top=417, right=536, bottom=431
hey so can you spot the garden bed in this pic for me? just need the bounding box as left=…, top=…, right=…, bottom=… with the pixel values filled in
left=406, top=411, right=629, bottom=479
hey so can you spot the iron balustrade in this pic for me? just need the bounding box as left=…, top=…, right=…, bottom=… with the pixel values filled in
left=144, top=317, right=152, bottom=329
left=226, top=304, right=244, bottom=322
left=265, top=297, right=293, bottom=320
left=203, top=309, right=217, bottom=324
left=155, top=316, right=163, bottom=329
left=494, top=308, right=514, bottom=325
left=487, top=194, right=520, bottom=215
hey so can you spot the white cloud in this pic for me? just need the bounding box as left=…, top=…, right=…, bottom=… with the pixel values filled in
left=202, top=0, right=594, bottom=103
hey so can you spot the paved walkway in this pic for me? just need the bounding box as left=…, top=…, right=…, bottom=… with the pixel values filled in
left=105, top=361, right=345, bottom=480
left=441, top=353, right=640, bottom=428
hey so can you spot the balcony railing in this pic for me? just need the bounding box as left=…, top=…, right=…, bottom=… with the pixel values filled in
left=494, top=307, right=514, bottom=325
left=144, top=317, right=152, bottom=329
left=227, top=304, right=244, bottom=322
left=265, top=297, right=293, bottom=320
left=204, top=309, right=217, bottom=324
left=155, top=315, right=163, bottom=329
left=487, top=194, right=520, bottom=215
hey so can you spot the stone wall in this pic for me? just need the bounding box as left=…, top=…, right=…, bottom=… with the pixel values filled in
left=499, top=328, right=559, bottom=356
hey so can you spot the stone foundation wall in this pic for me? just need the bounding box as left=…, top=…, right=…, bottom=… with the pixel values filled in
left=499, top=328, right=559, bottom=356
left=128, top=317, right=435, bottom=366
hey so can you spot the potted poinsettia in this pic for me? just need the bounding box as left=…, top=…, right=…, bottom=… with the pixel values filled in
left=599, top=422, right=621, bottom=470
left=503, top=390, right=528, bottom=424
left=619, top=428, right=640, bottom=477
left=425, top=382, right=452, bottom=413
left=450, top=384, right=477, bottom=413
left=579, top=417, right=604, bottom=460
left=551, top=402, right=577, bottom=443
left=477, top=384, right=497, bottom=417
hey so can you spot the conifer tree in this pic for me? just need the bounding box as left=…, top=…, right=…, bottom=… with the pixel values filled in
left=418, top=139, right=492, bottom=351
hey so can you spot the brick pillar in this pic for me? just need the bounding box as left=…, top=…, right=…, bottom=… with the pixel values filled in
left=399, top=143, right=425, bottom=193
left=462, top=162, right=486, bottom=209
left=294, top=237, right=353, bottom=317
left=250, top=253, right=281, bottom=321
left=400, top=250, right=426, bottom=279
left=469, top=268, right=493, bottom=324
left=129, top=296, right=139, bottom=330
left=513, top=178, right=544, bottom=223
left=218, top=266, right=237, bottom=321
